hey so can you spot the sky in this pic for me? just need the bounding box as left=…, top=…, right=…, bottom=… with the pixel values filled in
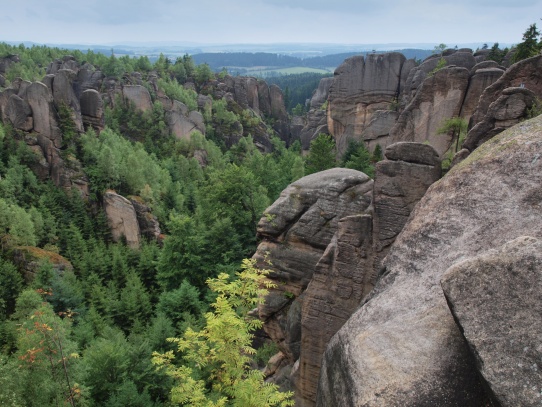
left=1, top=0, right=541, bottom=47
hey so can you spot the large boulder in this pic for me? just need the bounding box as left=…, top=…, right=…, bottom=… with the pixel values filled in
left=103, top=190, right=141, bottom=249
left=460, top=67, right=504, bottom=120
left=122, top=85, right=153, bottom=112
left=464, top=87, right=539, bottom=151
left=317, top=115, right=542, bottom=406
left=6, top=94, right=33, bottom=131
left=255, top=168, right=373, bottom=363
left=441, top=236, right=542, bottom=407
left=390, top=66, right=470, bottom=156
left=80, top=89, right=104, bottom=130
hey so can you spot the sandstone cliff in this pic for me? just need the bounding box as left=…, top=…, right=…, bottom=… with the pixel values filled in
left=317, top=115, right=542, bottom=406
left=298, top=49, right=540, bottom=162
left=255, top=142, right=441, bottom=406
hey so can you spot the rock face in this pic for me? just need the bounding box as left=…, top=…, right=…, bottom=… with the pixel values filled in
left=297, top=214, right=375, bottom=406
left=103, top=190, right=141, bottom=249
left=373, top=142, right=441, bottom=266
left=257, top=142, right=440, bottom=406
left=464, top=55, right=542, bottom=152
left=389, top=66, right=470, bottom=156
left=327, top=53, right=406, bottom=154
left=255, top=168, right=374, bottom=365
left=441, top=236, right=542, bottom=407
left=122, top=85, right=153, bottom=112
left=317, top=115, right=542, bottom=406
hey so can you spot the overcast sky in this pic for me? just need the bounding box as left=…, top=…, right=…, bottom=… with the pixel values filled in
left=2, top=0, right=541, bottom=47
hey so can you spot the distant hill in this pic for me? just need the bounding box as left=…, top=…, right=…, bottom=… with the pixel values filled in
left=193, top=49, right=435, bottom=73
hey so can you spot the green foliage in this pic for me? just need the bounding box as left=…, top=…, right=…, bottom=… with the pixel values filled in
left=437, top=116, right=468, bottom=153
left=292, top=103, right=305, bottom=116
left=341, top=140, right=375, bottom=178
left=305, top=133, right=337, bottom=175
left=512, top=23, right=542, bottom=63
left=195, top=63, right=214, bottom=85
left=157, top=78, right=198, bottom=111
left=152, top=259, right=294, bottom=406
left=429, top=57, right=447, bottom=76
left=487, top=42, right=507, bottom=64
left=526, top=98, right=542, bottom=119
left=433, top=43, right=447, bottom=55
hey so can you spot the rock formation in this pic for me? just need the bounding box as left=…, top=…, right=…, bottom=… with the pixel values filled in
left=464, top=55, right=542, bottom=153
left=317, top=115, right=542, bottom=406
left=256, top=142, right=440, bottom=406
left=255, top=168, right=374, bottom=366
left=442, top=236, right=542, bottom=407
left=103, top=190, right=141, bottom=249
left=327, top=53, right=406, bottom=154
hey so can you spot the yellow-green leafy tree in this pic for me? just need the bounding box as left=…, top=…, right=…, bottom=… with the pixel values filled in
left=152, top=259, right=294, bottom=407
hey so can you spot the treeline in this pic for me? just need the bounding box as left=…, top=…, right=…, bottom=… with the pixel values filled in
left=192, top=49, right=436, bottom=71
left=265, top=72, right=332, bottom=113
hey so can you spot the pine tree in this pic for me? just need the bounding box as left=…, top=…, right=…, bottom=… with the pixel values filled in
left=305, top=134, right=337, bottom=175
left=512, top=23, right=542, bottom=63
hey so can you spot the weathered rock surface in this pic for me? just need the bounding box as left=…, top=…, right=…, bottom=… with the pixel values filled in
left=52, top=69, right=83, bottom=131
left=310, top=77, right=333, bottom=109
left=441, top=236, right=542, bottom=407
left=372, top=142, right=441, bottom=288
left=464, top=55, right=542, bottom=152
left=166, top=100, right=205, bottom=139
left=460, top=67, right=504, bottom=120
left=255, top=168, right=373, bottom=363
left=6, top=94, right=33, bottom=131
left=103, top=190, right=141, bottom=249
left=317, top=115, right=542, bottom=406
left=80, top=89, right=104, bottom=130
left=130, top=196, right=161, bottom=242
left=328, top=53, right=406, bottom=154
left=122, top=85, right=153, bottom=112
left=390, top=66, right=470, bottom=156
left=297, top=214, right=375, bottom=406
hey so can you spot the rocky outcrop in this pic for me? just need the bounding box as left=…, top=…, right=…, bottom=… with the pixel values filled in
left=166, top=100, right=205, bottom=139
left=373, top=142, right=441, bottom=266
left=464, top=55, right=542, bottom=152
left=460, top=65, right=504, bottom=119
left=129, top=196, right=161, bottom=242
left=327, top=53, right=406, bottom=154
left=255, top=168, right=374, bottom=365
left=122, top=85, right=153, bottom=112
left=80, top=89, right=105, bottom=130
left=310, top=77, right=333, bottom=109
left=103, top=190, right=141, bottom=249
left=442, top=236, right=542, bottom=407
left=317, top=115, right=542, bottom=406
left=297, top=214, right=375, bottom=406
left=464, top=87, right=540, bottom=152
left=390, top=66, right=470, bottom=156
left=12, top=246, right=73, bottom=283
left=6, top=94, right=33, bottom=131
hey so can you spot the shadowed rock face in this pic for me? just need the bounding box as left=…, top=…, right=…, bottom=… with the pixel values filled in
left=256, top=143, right=440, bottom=406
left=317, top=116, right=542, bottom=406
left=442, top=236, right=542, bottom=407
left=255, top=168, right=373, bottom=363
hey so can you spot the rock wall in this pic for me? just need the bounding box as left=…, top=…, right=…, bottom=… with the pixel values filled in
left=317, top=115, right=542, bottom=406
left=256, top=142, right=441, bottom=406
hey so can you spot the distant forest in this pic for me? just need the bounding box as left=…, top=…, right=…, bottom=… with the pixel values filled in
left=192, top=49, right=434, bottom=71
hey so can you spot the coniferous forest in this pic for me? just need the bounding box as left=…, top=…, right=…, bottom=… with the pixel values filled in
left=0, top=42, right=380, bottom=406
